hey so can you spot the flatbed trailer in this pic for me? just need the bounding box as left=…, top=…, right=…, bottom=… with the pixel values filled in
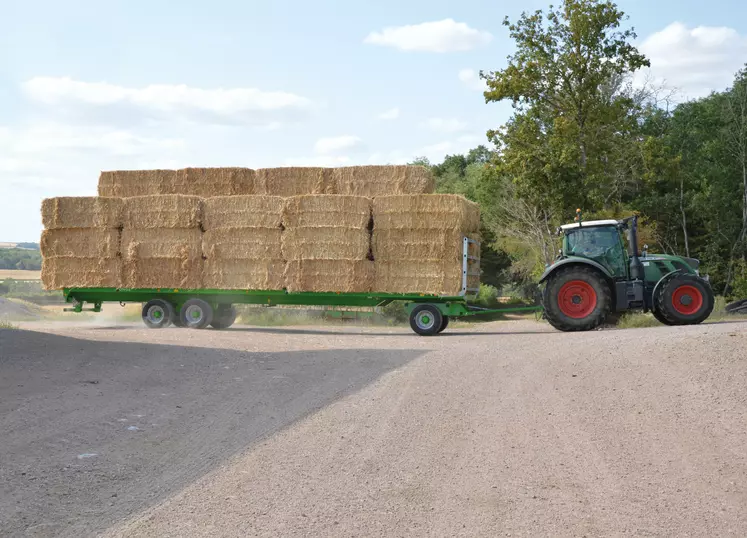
left=62, top=237, right=542, bottom=336
left=62, top=287, right=543, bottom=336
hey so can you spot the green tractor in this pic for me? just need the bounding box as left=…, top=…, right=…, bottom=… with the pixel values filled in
left=540, top=210, right=714, bottom=331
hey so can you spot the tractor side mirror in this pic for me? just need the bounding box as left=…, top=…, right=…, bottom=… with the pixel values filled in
left=642, top=244, right=649, bottom=257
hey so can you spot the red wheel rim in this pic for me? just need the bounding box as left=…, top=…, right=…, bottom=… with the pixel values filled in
left=558, top=280, right=598, bottom=319
left=672, top=285, right=703, bottom=315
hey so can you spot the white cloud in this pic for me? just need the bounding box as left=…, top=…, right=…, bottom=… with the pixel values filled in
left=378, top=107, right=400, bottom=120
left=637, top=22, right=747, bottom=99
left=314, top=135, right=365, bottom=154
left=22, top=77, right=314, bottom=127
left=422, top=117, right=468, bottom=133
left=458, top=68, right=488, bottom=91
left=364, top=19, right=492, bottom=53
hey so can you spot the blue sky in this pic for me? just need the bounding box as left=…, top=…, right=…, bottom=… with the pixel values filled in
left=2, top=0, right=747, bottom=240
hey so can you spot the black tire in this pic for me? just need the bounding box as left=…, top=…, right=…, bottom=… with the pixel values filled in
left=652, top=307, right=679, bottom=326
left=172, top=314, right=185, bottom=328
left=543, top=266, right=612, bottom=332
left=726, top=298, right=747, bottom=314
left=655, top=274, right=714, bottom=325
left=437, top=316, right=449, bottom=333
left=142, top=299, right=174, bottom=329
left=210, top=305, right=237, bottom=330
left=409, top=305, right=443, bottom=336
left=179, top=298, right=214, bottom=329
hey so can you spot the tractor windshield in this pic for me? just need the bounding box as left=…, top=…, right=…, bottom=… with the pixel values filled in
left=564, top=226, right=627, bottom=279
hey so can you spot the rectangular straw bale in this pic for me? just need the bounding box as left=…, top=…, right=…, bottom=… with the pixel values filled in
left=203, top=259, right=285, bottom=290
left=333, top=165, right=435, bottom=196
left=373, top=194, right=480, bottom=232
left=122, top=257, right=203, bottom=289
left=282, top=227, right=370, bottom=260
left=122, top=229, right=202, bottom=260
left=203, top=228, right=282, bottom=260
left=41, top=229, right=120, bottom=258
left=41, top=197, right=123, bottom=230
left=373, top=260, right=478, bottom=296
left=41, top=257, right=121, bottom=290
left=170, top=168, right=259, bottom=196
left=98, top=170, right=175, bottom=198
left=284, top=260, right=374, bottom=293
left=283, top=195, right=371, bottom=228
left=373, top=230, right=480, bottom=262
left=203, top=196, right=284, bottom=230
left=122, top=195, right=202, bottom=229
left=257, top=167, right=335, bottom=196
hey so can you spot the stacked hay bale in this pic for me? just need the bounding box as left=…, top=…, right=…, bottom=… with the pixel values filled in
left=202, top=196, right=285, bottom=289
left=333, top=165, right=435, bottom=197
left=257, top=167, right=336, bottom=196
left=283, top=195, right=373, bottom=292
left=40, top=197, right=123, bottom=289
left=98, top=168, right=262, bottom=197
left=121, top=195, right=203, bottom=289
left=372, top=194, right=480, bottom=295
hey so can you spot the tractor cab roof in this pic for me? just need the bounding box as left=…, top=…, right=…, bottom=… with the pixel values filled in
left=559, top=219, right=620, bottom=232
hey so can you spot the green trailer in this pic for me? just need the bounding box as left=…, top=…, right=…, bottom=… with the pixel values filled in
left=62, top=237, right=541, bottom=336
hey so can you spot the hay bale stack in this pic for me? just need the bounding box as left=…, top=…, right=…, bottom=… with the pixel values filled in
left=284, top=260, right=374, bottom=293
left=202, top=195, right=285, bottom=290
left=333, top=165, right=435, bottom=197
left=40, top=197, right=123, bottom=290
left=372, top=194, right=480, bottom=295
left=98, top=170, right=175, bottom=198
left=121, top=195, right=203, bottom=289
left=282, top=195, right=372, bottom=292
left=257, top=167, right=335, bottom=196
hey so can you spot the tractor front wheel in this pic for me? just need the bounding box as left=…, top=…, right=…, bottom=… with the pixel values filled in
left=655, top=274, right=714, bottom=326
left=543, top=266, right=612, bottom=332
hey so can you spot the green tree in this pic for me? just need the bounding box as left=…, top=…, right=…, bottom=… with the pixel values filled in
left=481, top=0, right=649, bottom=214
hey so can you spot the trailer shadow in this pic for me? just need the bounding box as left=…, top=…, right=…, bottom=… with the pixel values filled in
left=0, top=329, right=424, bottom=538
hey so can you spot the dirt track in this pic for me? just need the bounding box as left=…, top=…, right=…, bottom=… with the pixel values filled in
left=2, top=319, right=747, bottom=537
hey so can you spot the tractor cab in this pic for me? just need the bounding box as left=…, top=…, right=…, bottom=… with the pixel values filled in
left=560, top=219, right=628, bottom=279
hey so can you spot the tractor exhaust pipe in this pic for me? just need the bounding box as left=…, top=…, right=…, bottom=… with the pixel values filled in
left=628, top=216, right=644, bottom=281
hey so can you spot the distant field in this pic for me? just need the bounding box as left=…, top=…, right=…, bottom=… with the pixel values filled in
left=0, top=270, right=41, bottom=280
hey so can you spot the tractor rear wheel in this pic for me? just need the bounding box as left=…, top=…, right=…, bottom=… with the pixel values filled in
left=655, top=274, right=714, bottom=326
left=543, top=266, right=611, bottom=332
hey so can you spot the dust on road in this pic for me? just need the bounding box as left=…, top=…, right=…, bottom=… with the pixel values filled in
left=2, top=319, right=747, bottom=537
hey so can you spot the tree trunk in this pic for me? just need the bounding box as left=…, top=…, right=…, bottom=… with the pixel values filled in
left=680, top=175, right=690, bottom=257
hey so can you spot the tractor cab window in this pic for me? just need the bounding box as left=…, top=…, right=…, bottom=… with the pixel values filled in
left=564, top=226, right=627, bottom=279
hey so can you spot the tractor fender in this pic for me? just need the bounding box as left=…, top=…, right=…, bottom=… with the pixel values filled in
left=651, top=270, right=682, bottom=313
left=539, top=258, right=613, bottom=284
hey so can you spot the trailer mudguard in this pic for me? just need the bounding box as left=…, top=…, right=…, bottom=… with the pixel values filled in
left=538, top=257, right=614, bottom=284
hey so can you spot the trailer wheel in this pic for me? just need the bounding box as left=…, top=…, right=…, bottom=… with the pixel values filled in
left=409, top=305, right=443, bottom=336
left=210, top=305, right=237, bottom=330
left=655, top=274, right=714, bottom=326
left=179, top=299, right=214, bottom=329
left=142, top=299, right=174, bottom=329
left=437, top=316, right=449, bottom=333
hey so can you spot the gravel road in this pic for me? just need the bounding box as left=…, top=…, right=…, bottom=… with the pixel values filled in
left=2, top=319, right=747, bottom=537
